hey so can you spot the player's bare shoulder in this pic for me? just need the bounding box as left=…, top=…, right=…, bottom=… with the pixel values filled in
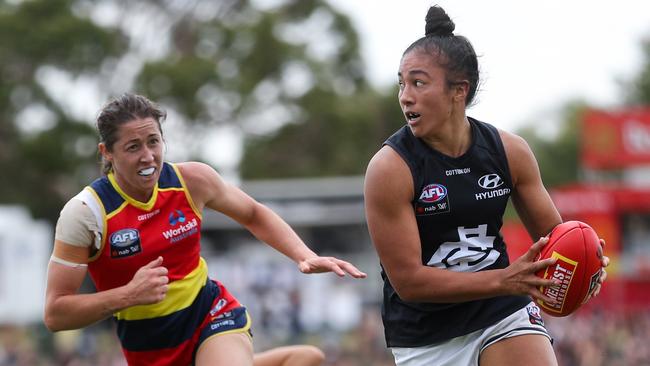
left=497, top=128, right=532, bottom=157
left=176, top=162, right=226, bottom=209
left=497, top=129, right=539, bottom=186
left=365, top=146, right=413, bottom=200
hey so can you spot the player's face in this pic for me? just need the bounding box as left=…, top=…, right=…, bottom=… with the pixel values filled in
left=397, top=50, right=457, bottom=139
left=99, top=117, right=164, bottom=202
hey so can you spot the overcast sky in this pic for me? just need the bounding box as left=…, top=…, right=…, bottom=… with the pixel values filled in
left=327, top=0, right=650, bottom=132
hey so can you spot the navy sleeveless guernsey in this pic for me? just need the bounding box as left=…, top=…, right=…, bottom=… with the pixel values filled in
left=381, top=117, right=530, bottom=347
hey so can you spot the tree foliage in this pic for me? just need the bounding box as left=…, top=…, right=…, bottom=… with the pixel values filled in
left=516, top=102, right=586, bottom=189
left=0, top=0, right=392, bottom=222
left=626, top=37, right=650, bottom=105
left=240, top=86, right=403, bottom=178
left=3, top=0, right=650, bottom=225
left=0, top=0, right=126, bottom=220
left=517, top=35, right=650, bottom=190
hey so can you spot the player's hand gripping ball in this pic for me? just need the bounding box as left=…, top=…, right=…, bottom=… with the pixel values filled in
left=534, top=221, right=603, bottom=317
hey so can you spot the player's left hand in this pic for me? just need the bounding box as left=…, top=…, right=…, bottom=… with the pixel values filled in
left=588, top=238, right=609, bottom=299
left=298, top=256, right=367, bottom=278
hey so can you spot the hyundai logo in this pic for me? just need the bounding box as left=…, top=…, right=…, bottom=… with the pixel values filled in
left=478, top=174, right=503, bottom=189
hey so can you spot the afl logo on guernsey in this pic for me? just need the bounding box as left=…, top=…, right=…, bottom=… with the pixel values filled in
left=419, top=184, right=447, bottom=203
left=110, top=228, right=142, bottom=258
left=415, top=183, right=451, bottom=216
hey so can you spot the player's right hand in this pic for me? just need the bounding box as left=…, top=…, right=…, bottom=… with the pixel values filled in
left=501, top=237, right=559, bottom=305
left=126, top=256, right=169, bottom=306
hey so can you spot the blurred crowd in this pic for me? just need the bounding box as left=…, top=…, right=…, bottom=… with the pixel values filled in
left=2, top=308, right=650, bottom=365
left=2, top=247, right=649, bottom=365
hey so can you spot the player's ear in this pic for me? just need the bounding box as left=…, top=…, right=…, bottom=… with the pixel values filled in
left=98, top=142, right=112, bottom=162
left=451, top=80, right=469, bottom=103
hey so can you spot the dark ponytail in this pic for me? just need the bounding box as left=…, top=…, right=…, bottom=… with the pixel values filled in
left=403, top=5, right=480, bottom=106
left=424, top=5, right=455, bottom=37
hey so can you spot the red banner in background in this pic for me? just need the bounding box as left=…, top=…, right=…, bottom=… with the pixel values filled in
left=582, top=108, right=650, bottom=169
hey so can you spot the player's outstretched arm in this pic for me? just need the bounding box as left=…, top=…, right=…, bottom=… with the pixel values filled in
left=179, top=162, right=366, bottom=279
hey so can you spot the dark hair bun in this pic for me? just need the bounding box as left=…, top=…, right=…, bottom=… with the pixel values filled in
left=425, top=5, right=455, bottom=37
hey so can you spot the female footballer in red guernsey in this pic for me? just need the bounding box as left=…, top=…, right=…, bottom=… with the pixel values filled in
left=44, top=93, right=365, bottom=366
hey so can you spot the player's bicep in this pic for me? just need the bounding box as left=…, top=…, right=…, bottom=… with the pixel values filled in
left=46, top=243, right=89, bottom=300
left=51, top=239, right=91, bottom=267
left=503, top=132, right=561, bottom=238
left=210, top=183, right=259, bottom=225
left=364, top=148, right=423, bottom=283
left=180, top=162, right=257, bottom=223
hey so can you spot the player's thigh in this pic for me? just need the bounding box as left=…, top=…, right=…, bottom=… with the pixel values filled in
left=195, top=332, right=254, bottom=366
left=479, top=334, right=557, bottom=366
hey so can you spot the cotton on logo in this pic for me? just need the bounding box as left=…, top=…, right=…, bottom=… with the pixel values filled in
left=478, top=174, right=503, bottom=189
left=419, top=184, right=447, bottom=203
left=427, top=225, right=500, bottom=272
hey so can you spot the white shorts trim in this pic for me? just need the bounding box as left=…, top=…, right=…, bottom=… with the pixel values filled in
left=391, top=302, right=551, bottom=366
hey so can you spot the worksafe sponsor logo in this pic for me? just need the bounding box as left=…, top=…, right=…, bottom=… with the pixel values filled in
left=163, top=209, right=198, bottom=243
left=168, top=209, right=186, bottom=226
left=162, top=217, right=198, bottom=243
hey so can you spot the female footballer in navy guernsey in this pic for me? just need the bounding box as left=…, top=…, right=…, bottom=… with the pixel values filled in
left=363, top=5, right=608, bottom=366
left=44, top=93, right=364, bottom=366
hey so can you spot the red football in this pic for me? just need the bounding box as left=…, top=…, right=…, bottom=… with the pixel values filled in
left=534, top=221, right=603, bottom=317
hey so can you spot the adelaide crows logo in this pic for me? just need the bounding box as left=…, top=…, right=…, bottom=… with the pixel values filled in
left=168, top=209, right=186, bottom=226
